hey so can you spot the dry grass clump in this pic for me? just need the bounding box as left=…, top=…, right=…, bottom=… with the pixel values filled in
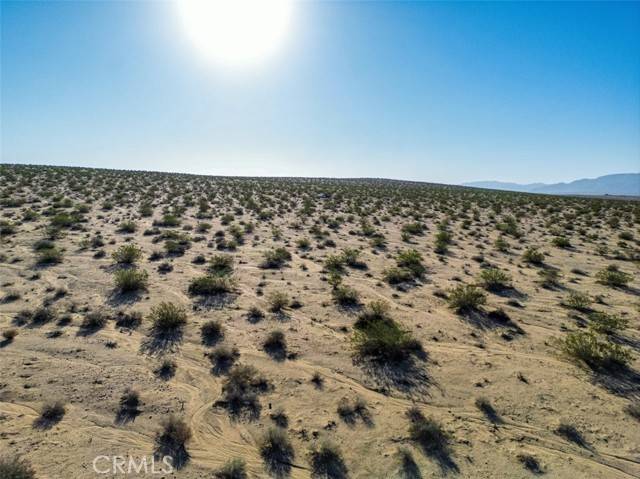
left=406, top=407, right=451, bottom=456
left=263, top=330, right=287, bottom=359
left=384, top=249, right=425, bottom=284
left=208, top=254, right=234, bottom=276
left=80, top=310, right=108, bottom=332
left=522, top=247, right=545, bottom=265
left=155, top=358, right=177, bottom=379
left=2, top=328, right=18, bottom=343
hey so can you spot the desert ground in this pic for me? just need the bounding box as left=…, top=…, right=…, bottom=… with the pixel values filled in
left=0, top=164, right=639, bottom=479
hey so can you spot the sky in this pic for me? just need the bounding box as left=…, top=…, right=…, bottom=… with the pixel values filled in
left=1, top=1, right=639, bottom=184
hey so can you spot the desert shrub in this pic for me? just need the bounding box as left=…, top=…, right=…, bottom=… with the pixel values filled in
left=564, top=291, right=591, bottom=311
left=219, top=365, right=269, bottom=416
left=208, top=345, right=240, bottom=373
left=308, top=440, right=348, bottom=479
left=263, top=330, right=287, bottom=358
left=406, top=408, right=450, bottom=455
left=383, top=267, right=414, bottom=285
left=35, top=401, right=65, bottom=427
left=588, top=311, right=628, bottom=335
left=259, top=427, right=294, bottom=474
left=208, top=254, right=234, bottom=276
left=112, top=244, right=142, bottom=264
left=555, top=422, right=588, bottom=448
left=260, top=247, right=291, bottom=269
left=296, top=237, right=311, bottom=250
left=268, top=291, right=289, bottom=312
left=538, top=268, right=561, bottom=287
left=447, top=285, right=486, bottom=312
left=337, top=396, right=369, bottom=424
left=595, top=265, right=633, bottom=288
left=478, top=268, right=511, bottom=291
left=625, top=402, right=640, bottom=421
left=155, top=358, right=177, bottom=379
left=494, top=236, right=509, bottom=252
left=214, top=458, right=247, bottom=479
left=118, top=388, right=140, bottom=414
left=522, top=247, right=544, bottom=265
left=37, top=246, right=63, bottom=264
left=0, top=455, right=35, bottom=479
left=517, top=454, right=543, bottom=474
left=561, top=330, right=632, bottom=369
left=324, top=254, right=345, bottom=273
left=201, top=320, right=224, bottom=344
left=341, top=247, right=364, bottom=268
left=155, top=415, right=191, bottom=468
left=475, top=397, right=501, bottom=423
left=149, top=302, right=187, bottom=332
left=353, top=312, right=422, bottom=362
left=247, top=306, right=265, bottom=322
left=80, top=310, right=108, bottom=331
left=332, top=284, right=359, bottom=306
left=154, top=214, right=181, bottom=227
left=31, top=307, right=56, bottom=325
left=402, top=222, right=425, bottom=236
left=188, top=275, right=235, bottom=295
left=114, top=268, right=148, bottom=292
left=396, top=249, right=426, bottom=277
left=118, top=221, right=137, bottom=233
left=551, top=236, right=571, bottom=248
left=2, top=328, right=18, bottom=342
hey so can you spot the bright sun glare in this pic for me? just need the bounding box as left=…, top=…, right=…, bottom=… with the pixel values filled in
left=177, top=0, right=294, bottom=67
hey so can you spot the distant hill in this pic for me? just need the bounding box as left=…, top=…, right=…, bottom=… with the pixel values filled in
left=463, top=173, right=640, bottom=197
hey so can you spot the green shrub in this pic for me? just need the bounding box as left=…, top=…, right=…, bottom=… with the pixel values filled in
left=188, top=275, right=235, bottom=295
left=353, top=314, right=422, bottom=362
left=595, top=266, right=633, bottom=287
left=149, top=302, right=187, bottom=332
left=118, top=221, right=137, bottom=233
left=332, top=284, right=360, bottom=306
left=588, top=311, right=629, bottom=335
left=114, top=268, right=148, bottom=292
left=564, top=291, right=591, bottom=311
left=522, top=247, right=544, bottom=265
left=201, top=320, right=224, bottom=344
left=551, top=236, right=571, bottom=248
left=37, top=246, right=63, bottom=264
left=208, top=254, right=234, bottom=276
left=447, top=285, right=487, bottom=312
left=383, top=267, right=414, bottom=285
left=561, top=330, right=631, bottom=369
left=478, top=268, right=511, bottom=291
left=397, top=249, right=425, bottom=277
left=260, top=247, right=291, bottom=269
left=112, top=244, right=143, bottom=264
left=538, top=268, right=561, bottom=287
left=267, top=291, right=289, bottom=312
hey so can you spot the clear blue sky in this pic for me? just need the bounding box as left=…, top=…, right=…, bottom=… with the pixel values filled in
left=2, top=1, right=639, bottom=184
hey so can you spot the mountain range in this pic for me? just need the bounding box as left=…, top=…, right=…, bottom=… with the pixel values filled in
left=463, top=173, right=639, bottom=197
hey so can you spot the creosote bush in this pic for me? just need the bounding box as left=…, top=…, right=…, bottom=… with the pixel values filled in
left=188, top=275, right=235, bottom=296
left=561, top=330, right=631, bottom=370
left=0, top=455, right=36, bottom=479
left=447, top=285, right=487, bottom=312
left=595, top=265, right=633, bottom=287
left=478, top=268, right=511, bottom=291
left=112, top=244, right=143, bottom=264
left=214, top=458, right=247, bottom=479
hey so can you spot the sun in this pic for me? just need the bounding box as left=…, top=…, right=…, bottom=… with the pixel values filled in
left=176, top=0, right=294, bottom=67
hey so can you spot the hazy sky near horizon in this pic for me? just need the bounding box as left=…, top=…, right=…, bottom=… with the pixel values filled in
left=2, top=1, right=639, bottom=184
